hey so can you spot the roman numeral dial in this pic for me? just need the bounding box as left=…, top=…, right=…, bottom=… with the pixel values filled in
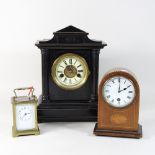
left=51, top=53, right=90, bottom=90
left=103, top=76, right=135, bottom=108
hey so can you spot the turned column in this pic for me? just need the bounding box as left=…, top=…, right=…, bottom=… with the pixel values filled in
left=41, top=48, right=49, bottom=102
left=90, top=49, right=100, bottom=101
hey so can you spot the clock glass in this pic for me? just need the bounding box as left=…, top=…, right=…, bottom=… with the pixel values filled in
left=52, top=53, right=90, bottom=90
left=103, top=76, right=135, bottom=108
left=16, top=104, right=35, bottom=131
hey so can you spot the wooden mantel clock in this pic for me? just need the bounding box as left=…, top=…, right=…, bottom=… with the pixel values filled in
left=94, top=69, right=142, bottom=138
left=35, top=25, right=107, bottom=122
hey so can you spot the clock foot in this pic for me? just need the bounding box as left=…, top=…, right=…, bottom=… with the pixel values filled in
left=12, top=126, right=40, bottom=137
left=93, top=123, right=142, bottom=139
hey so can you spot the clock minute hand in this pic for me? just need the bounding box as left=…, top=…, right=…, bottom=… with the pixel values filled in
left=118, top=77, right=121, bottom=93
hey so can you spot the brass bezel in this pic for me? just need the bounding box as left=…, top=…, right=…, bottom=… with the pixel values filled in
left=51, top=53, right=90, bottom=90
left=12, top=95, right=40, bottom=137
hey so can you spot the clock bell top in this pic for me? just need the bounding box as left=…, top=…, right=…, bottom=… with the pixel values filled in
left=35, top=25, right=107, bottom=49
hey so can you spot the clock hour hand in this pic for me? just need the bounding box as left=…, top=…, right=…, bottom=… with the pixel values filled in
left=119, top=85, right=131, bottom=92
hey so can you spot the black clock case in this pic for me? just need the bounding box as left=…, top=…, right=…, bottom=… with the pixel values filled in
left=35, top=26, right=107, bottom=122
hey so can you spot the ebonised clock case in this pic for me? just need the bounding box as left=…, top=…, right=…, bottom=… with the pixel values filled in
left=35, top=26, right=107, bottom=122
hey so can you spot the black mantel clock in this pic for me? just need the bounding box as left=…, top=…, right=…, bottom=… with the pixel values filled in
left=35, top=25, right=107, bottom=122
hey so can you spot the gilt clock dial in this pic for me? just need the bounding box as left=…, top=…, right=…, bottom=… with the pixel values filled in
left=103, top=76, right=135, bottom=108
left=52, top=53, right=90, bottom=90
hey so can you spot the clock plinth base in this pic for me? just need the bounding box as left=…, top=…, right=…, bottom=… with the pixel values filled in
left=94, top=123, right=142, bottom=139
left=37, top=96, right=97, bottom=123
left=12, top=126, right=40, bottom=137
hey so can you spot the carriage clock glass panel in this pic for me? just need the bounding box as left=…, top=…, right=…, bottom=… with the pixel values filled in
left=103, top=76, right=135, bottom=108
left=52, top=53, right=90, bottom=90
left=16, top=104, right=35, bottom=131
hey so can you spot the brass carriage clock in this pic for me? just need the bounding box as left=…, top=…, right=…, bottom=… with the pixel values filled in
left=35, top=25, right=107, bottom=122
left=12, top=87, right=40, bottom=137
left=94, top=69, right=142, bottom=138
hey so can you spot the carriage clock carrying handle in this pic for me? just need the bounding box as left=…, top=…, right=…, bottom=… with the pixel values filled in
left=13, top=86, right=34, bottom=98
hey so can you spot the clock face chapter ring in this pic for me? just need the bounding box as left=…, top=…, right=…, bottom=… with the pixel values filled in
left=51, top=53, right=90, bottom=90
left=103, top=76, right=136, bottom=108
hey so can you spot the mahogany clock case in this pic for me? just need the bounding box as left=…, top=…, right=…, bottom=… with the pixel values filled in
left=94, top=69, right=142, bottom=138
left=35, top=26, right=107, bottom=123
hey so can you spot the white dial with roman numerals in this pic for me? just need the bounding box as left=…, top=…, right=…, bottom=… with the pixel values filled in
left=103, top=76, right=135, bottom=108
left=52, top=53, right=90, bottom=90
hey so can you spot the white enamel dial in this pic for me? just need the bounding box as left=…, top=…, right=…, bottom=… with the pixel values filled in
left=52, top=53, right=90, bottom=90
left=16, top=104, right=35, bottom=131
left=103, top=76, right=135, bottom=108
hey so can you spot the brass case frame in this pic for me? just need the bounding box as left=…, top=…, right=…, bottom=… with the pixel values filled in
left=51, top=53, right=90, bottom=90
left=12, top=96, right=40, bottom=137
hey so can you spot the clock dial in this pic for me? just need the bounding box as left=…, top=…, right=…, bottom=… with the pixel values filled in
left=52, top=53, right=90, bottom=90
left=16, top=104, right=35, bottom=131
left=103, top=76, right=135, bottom=108
left=18, top=106, right=32, bottom=121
